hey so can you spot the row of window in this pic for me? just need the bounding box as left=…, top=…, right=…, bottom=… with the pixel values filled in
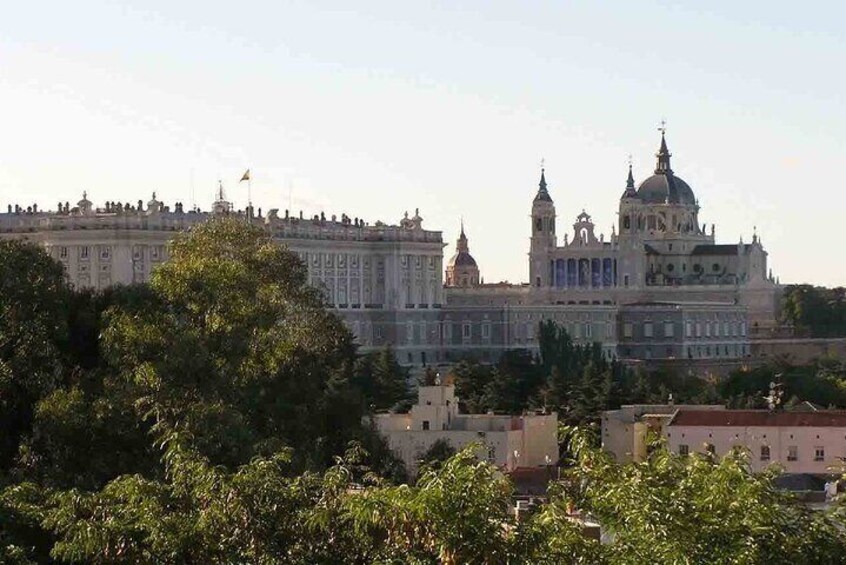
left=57, top=245, right=164, bottom=261
left=622, top=320, right=747, bottom=339
left=678, top=444, right=826, bottom=462
left=686, top=320, right=747, bottom=338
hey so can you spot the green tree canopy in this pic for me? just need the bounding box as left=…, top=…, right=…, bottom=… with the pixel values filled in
left=100, top=218, right=363, bottom=470
left=0, top=240, right=70, bottom=474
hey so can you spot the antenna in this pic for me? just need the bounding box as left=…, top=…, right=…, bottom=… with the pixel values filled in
left=189, top=168, right=195, bottom=211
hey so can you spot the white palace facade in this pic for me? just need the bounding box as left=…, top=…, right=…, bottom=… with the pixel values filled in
left=0, top=131, right=779, bottom=367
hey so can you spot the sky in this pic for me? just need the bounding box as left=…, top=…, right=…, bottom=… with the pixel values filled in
left=1, top=1, right=844, bottom=286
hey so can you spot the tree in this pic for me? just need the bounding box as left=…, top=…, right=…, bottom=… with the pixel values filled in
left=0, top=240, right=70, bottom=475
left=352, top=345, right=411, bottom=412
left=781, top=284, right=846, bottom=338
left=450, top=359, right=492, bottom=413
left=559, top=427, right=846, bottom=564
left=100, top=218, right=363, bottom=471
left=418, top=438, right=456, bottom=472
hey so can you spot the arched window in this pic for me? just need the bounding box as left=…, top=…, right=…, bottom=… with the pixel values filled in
left=535, top=217, right=542, bottom=232
left=623, top=215, right=631, bottom=229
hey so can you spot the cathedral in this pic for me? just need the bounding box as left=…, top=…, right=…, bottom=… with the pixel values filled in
left=0, top=129, right=778, bottom=369
left=443, top=131, right=780, bottom=364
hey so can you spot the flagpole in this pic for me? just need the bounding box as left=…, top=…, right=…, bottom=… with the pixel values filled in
left=248, top=174, right=252, bottom=219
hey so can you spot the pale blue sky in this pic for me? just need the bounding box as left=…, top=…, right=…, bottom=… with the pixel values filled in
left=1, top=1, right=844, bottom=285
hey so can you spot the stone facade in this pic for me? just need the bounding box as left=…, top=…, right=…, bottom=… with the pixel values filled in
left=0, top=190, right=445, bottom=362
left=664, top=409, right=846, bottom=475
left=370, top=384, right=559, bottom=475
left=601, top=404, right=726, bottom=463
left=0, top=129, right=781, bottom=368
left=441, top=131, right=780, bottom=364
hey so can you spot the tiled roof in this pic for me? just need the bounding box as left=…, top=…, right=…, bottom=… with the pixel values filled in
left=669, top=410, right=846, bottom=427
left=690, top=244, right=750, bottom=256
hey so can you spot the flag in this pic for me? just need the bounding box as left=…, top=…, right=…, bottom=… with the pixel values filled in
left=239, top=169, right=250, bottom=182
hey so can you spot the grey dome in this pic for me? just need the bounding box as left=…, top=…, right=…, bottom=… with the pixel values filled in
left=448, top=251, right=477, bottom=268
left=636, top=172, right=696, bottom=205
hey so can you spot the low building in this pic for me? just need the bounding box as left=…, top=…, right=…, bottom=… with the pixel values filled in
left=601, top=404, right=726, bottom=462
left=664, top=409, right=846, bottom=474
left=371, top=384, right=558, bottom=475
left=617, top=302, right=750, bottom=361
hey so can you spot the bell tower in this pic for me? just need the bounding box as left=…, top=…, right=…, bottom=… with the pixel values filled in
left=529, top=167, right=556, bottom=287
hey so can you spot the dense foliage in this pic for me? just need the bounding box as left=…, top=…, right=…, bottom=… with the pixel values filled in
left=451, top=320, right=724, bottom=425
left=3, top=224, right=846, bottom=563
left=781, top=284, right=846, bottom=337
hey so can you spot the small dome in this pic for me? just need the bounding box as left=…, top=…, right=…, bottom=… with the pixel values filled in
left=448, top=250, right=477, bottom=268
left=636, top=173, right=696, bottom=205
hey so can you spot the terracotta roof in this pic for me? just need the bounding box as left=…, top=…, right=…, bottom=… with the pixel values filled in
left=669, top=410, right=846, bottom=427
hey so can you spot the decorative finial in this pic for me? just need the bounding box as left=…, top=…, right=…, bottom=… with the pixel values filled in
left=83, top=191, right=87, bottom=200
left=658, top=118, right=667, bottom=135
left=540, top=157, right=545, bottom=172
left=152, top=191, right=157, bottom=200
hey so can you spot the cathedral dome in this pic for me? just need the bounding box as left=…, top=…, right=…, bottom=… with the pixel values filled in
left=634, top=131, right=697, bottom=206
left=636, top=173, right=696, bottom=205
left=445, top=221, right=480, bottom=287
left=448, top=249, right=477, bottom=268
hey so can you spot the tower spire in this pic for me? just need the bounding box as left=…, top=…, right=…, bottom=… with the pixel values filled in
left=456, top=219, right=469, bottom=253
left=621, top=156, right=637, bottom=199
left=655, top=121, right=672, bottom=174
left=534, top=162, right=552, bottom=203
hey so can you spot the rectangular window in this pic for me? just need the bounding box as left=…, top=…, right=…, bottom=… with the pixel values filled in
left=713, top=322, right=720, bottom=337
left=760, top=445, right=770, bottom=461
left=740, top=322, right=747, bottom=336
left=80, top=246, right=89, bottom=260
left=445, top=323, right=453, bottom=341
left=678, top=444, right=689, bottom=456
left=99, top=246, right=111, bottom=260
left=695, top=323, right=702, bottom=337
left=623, top=323, right=633, bottom=338
left=705, top=322, right=711, bottom=337
left=644, top=322, right=653, bottom=338
left=787, top=446, right=798, bottom=461
left=686, top=321, right=692, bottom=337
left=815, top=447, right=825, bottom=461
left=623, top=274, right=629, bottom=287
left=406, top=322, right=414, bottom=344
left=724, top=322, right=730, bottom=336
left=422, top=420, right=430, bottom=431
left=584, top=323, right=592, bottom=338
left=664, top=322, right=674, bottom=337
left=59, top=246, right=68, bottom=259
left=526, top=323, right=534, bottom=340
left=462, top=323, right=471, bottom=339
left=481, top=322, right=491, bottom=340
left=705, top=443, right=715, bottom=456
